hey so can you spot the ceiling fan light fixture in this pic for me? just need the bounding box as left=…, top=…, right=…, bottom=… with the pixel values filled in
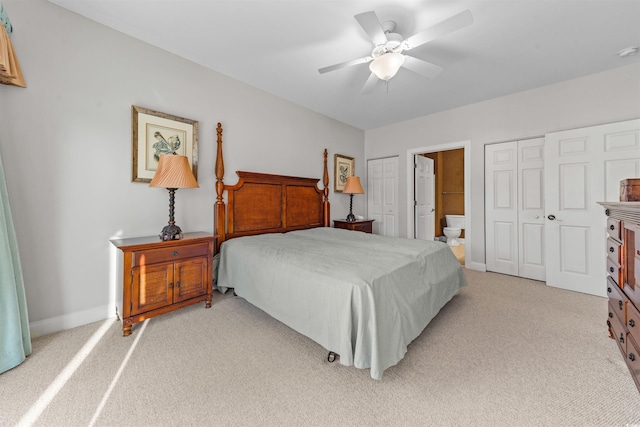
left=369, top=52, right=405, bottom=81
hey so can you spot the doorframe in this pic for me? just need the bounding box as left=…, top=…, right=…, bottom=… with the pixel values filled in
left=406, top=140, right=471, bottom=266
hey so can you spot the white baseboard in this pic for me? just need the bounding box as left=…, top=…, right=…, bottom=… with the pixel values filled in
left=466, top=261, right=486, bottom=272
left=29, top=304, right=116, bottom=338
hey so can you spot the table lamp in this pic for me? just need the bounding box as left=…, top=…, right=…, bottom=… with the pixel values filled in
left=149, top=153, right=199, bottom=241
left=343, top=176, right=364, bottom=222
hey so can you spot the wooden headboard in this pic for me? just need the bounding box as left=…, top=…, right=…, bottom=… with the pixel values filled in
left=213, top=123, right=330, bottom=252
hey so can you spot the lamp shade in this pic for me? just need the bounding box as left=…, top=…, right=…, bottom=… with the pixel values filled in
left=369, top=52, right=405, bottom=81
left=149, top=154, right=199, bottom=189
left=343, top=176, right=364, bottom=194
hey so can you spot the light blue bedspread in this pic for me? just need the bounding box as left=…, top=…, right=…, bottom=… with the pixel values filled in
left=217, top=227, right=467, bottom=379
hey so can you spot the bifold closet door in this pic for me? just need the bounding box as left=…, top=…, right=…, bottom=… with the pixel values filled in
left=517, top=139, right=545, bottom=281
left=485, top=141, right=519, bottom=276
left=485, top=138, right=545, bottom=280
left=367, top=157, right=399, bottom=237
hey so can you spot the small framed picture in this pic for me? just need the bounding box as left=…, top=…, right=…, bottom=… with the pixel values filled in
left=131, top=105, right=198, bottom=183
left=334, top=153, right=354, bottom=192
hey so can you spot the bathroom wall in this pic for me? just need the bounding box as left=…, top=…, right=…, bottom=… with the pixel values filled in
left=423, top=148, right=465, bottom=238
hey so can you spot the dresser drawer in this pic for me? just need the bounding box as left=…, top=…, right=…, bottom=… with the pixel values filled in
left=607, top=257, right=622, bottom=286
left=608, top=276, right=627, bottom=322
left=132, top=243, right=210, bottom=267
left=627, top=335, right=640, bottom=386
left=627, top=301, right=640, bottom=345
left=608, top=217, right=621, bottom=240
left=608, top=306, right=627, bottom=357
left=607, top=237, right=622, bottom=264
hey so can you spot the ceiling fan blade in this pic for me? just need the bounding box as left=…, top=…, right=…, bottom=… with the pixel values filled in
left=402, top=9, right=473, bottom=51
left=354, top=11, right=387, bottom=46
left=360, top=73, right=379, bottom=94
left=318, top=56, right=373, bottom=74
left=402, top=55, right=444, bottom=79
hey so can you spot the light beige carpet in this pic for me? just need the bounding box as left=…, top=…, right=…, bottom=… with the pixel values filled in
left=1, top=269, right=639, bottom=426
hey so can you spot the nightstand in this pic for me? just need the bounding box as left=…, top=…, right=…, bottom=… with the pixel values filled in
left=333, top=219, right=374, bottom=233
left=110, top=232, right=215, bottom=336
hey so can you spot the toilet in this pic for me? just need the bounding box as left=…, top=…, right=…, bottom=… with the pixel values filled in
left=443, top=215, right=465, bottom=247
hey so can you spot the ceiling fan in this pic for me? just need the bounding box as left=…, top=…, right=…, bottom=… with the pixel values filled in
left=318, top=9, right=473, bottom=94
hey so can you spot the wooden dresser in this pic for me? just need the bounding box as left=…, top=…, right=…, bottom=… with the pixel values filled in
left=600, top=202, right=640, bottom=393
left=333, top=219, right=374, bottom=233
left=110, top=232, right=215, bottom=336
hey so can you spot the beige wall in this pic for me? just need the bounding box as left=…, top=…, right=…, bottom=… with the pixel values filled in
left=0, top=0, right=364, bottom=335
left=365, top=63, right=640, bottom=270
left=423, top=149, right=465, bottom=238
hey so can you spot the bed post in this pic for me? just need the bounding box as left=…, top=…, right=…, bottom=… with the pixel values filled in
left=214, top=123, right=225, bottom=253
left=323, top=149, right=330, bottom=227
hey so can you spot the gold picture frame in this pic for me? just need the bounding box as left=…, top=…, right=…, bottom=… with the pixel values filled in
left=334, top=153, right=354, bottom=192
left=131, top=105, right=198, bottom=183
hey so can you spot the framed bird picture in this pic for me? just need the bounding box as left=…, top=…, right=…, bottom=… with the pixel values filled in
left=131, top=105, right=198, bottom=183
left=334, top=153, right=354, bottom=192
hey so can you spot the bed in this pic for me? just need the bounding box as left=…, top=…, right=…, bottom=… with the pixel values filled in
left=213, top=124, right=467, bottom=379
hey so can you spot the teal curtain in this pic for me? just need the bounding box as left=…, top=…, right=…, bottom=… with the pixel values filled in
left=0, top=149, right=31, bottom=374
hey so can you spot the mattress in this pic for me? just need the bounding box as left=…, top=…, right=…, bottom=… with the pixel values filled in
left=217, top=227, right=467, bottom=379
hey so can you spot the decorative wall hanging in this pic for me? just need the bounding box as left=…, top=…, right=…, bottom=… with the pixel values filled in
left=0, top=2, right=26, bottom=88
left=334, top=153, right=354, bottom=193
left=0, top=2, right=12, bottom=35
left=132, top=106, right=198, bottom=183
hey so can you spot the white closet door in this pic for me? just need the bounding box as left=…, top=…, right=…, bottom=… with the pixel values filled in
left=518, top=138, right=546, bottom=281
left=545, top=119, right=640, bottom=297
left=382, top=157, right=399, bottom=237
left=368, top=159, right=384, bottom=235
left=367, top=157, right=399, bottom=237
left=485, top=141, right=519, bottom=276
left=486, top=138, right=546, bottom=280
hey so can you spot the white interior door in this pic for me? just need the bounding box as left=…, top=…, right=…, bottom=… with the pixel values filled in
left=415, top=155, right=435, bottom=240
left=518, top=138, right=546, bottom=281
left=382, top=157, right=399, bottom=237
left=368, top=159, right=383, bottom=235
left=485, top=141, right=519, bottom=276
left=368, top=157, right=399, bottom=237
left=545, top=119, right=640, bottom=297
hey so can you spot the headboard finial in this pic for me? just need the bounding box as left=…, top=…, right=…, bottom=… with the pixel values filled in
left=215, top=123, right=224, bottom=203
left=214, top=123, right=225, bottom=251
left=323, top=149, right=330, bottom=227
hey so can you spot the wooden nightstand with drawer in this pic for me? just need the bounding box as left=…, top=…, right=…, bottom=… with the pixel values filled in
left=110, top=232, right=215, bottom=336
left=333, top=219, right=374, bottom=233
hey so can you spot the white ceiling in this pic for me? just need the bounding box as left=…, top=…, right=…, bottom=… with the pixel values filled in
left=48, top=0, right=640, bottom=130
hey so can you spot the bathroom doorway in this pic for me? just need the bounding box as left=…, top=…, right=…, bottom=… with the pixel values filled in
left=407, top=141, right=470, bottom=266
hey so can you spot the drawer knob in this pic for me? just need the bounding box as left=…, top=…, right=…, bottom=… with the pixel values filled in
left=609, top=312, right=614, bottom=318
left=610, top=224, right=615, bottom=230
left=629, top=353, right=636, bottom=362
left=620, top=333, right=625, bottom=343
left=609, top=247, right=614, bottom=253
left=607, top=287, right=612, bottom=294
left=173, top=251, right=178, bottom=256
left=630, top=319, right=636, bottom=328
left=619, top=300, right=624, bottom=310
left=609, top=267, right=615, bottom=273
